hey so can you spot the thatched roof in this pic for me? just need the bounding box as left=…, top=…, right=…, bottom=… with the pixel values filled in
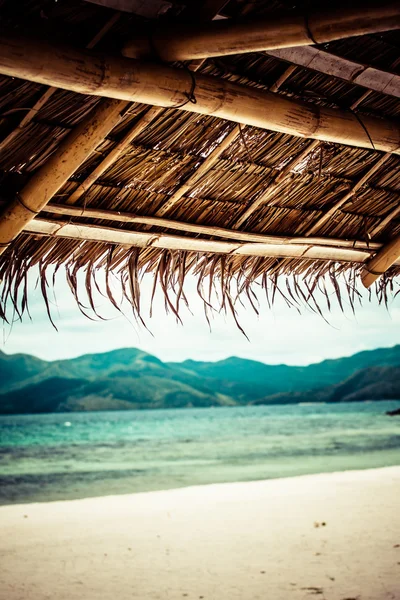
left=0, top=0, right=399, bottom=326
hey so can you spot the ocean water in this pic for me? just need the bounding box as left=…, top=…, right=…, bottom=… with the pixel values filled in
left=0, top=401, right=399, bottom=504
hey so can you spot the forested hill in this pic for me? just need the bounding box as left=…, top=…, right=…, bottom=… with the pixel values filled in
left=0, top=344, right=399, bottom=414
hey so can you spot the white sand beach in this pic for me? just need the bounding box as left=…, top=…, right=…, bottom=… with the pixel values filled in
left=0, top=467, right=399, bottom=600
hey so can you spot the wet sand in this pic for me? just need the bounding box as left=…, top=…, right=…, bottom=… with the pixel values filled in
left=0, top=467, right=399, bottom=600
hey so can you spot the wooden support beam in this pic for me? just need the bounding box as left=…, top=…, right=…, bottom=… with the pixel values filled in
left=25, top=217, right=393, bottom=265
left=0, top=12, right=121, bottom=154
left=122, top=1, right=400, bottom=61
left=267, top=47, right=400, bottom=99
left=1, top=34, right=400, bottom=154
left=0, top=99, right=128, bottom=255
left=42, top=202, right=383, bottom=251
left=361, top=234, right=400, bottom=287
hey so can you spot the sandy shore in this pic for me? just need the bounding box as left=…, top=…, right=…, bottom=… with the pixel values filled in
left=0, top=467, right=399, bottom=600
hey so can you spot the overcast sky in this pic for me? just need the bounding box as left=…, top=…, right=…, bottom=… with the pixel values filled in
left=1, top=268, right=399, bottom=365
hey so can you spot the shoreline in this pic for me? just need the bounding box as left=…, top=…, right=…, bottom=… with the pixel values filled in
left=0, top=396, right=399, bottom=417
left=1, top=463, right=400, bottom=507
left=1, top=466, right=399, bottom=599
left=1, top=452, right=400, bottom=506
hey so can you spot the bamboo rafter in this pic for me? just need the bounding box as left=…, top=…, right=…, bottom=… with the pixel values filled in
left=122, top=1, right=400, bottom=61
left=25, top=218, right=400, bottom=266
left=361, top=234, right=400, bottom=287
left=267, top=47, right=400, bottom=99
left=40, top=202, right=386, bottom=251
left=1, top=34, right=399, bottom=155
left=0, top=98, right=129, bottom=255
left=0, top=12, right=121, bottom=154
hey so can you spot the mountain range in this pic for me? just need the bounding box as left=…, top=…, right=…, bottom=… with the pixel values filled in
left=0, top=344, right=399, bottom=414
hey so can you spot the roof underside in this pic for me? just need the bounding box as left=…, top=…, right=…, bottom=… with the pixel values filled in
left=0, top=0, right=399, bottom=324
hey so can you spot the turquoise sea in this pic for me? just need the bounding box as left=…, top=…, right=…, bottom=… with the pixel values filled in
left=0, top=401, right=399, bottom=504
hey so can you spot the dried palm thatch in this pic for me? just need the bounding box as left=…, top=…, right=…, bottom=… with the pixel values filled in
left=0, top=0, right=399, bottom=329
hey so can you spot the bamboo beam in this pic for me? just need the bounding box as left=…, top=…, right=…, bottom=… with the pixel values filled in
left=42, top=202, right=384, bottom=251
left=1, top=34, right=400, bottom=155
left=361, top=234, right=400, bottom=287
left=269, top=65, right=297, bottom=93
left=0, top=99, right=128, bottom=255
left=267, top=47, right=400, bottom=99
left=0, top=12, right=121, bottom=154
left=25, top=218, right=391, bottom=265
left=122, top=1, right=400, bottom=61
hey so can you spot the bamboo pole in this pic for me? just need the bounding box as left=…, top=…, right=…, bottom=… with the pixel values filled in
left=267, top=47, right=400, bottom=99
left=0, top=12, right=121, bottom=154
left=1, top=34, right=399, bottom=155
left=122, top=1, right=400, bottom=61
left=26, top=217, right=390, bottom=265
left=361, top=234, right=400, bottom=287
left=0, top=98, right=128, bottom=255
left=42, top=202, right=383, bottom=251
left=269, top=65, right=297, bottom=93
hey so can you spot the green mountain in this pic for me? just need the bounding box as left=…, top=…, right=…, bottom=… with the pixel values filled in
left=255, top=366, right=400, bottom=405
left=0, top=350, right=47, bottom=393
left=171, top=345, right=400, bottom=402
left=0, top=344, right=399, bottom=414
